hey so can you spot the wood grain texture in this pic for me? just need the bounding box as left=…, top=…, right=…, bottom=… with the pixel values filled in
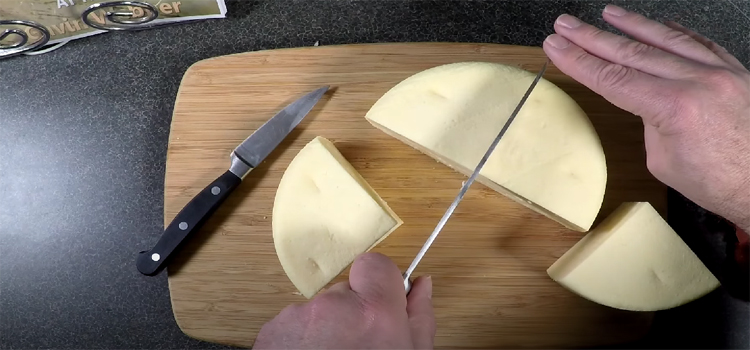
left=165, top=43, right=666, bottom=349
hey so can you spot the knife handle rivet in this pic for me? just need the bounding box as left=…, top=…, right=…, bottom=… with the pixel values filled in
left=179, top=222, right=188, bottom=230
left=151, top=253, right=161, bottom=262
left=211, top=186, right=221, bottom=195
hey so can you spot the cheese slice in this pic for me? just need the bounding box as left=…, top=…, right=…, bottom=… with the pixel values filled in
left=272, top=136, right=403, bottom=298
left=548, top=202, right=720, bottom=311
left=365, top=62, right=606, bottom=231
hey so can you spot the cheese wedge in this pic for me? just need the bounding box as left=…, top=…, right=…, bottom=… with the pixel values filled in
left=365, top=62, right=606, bottom=231
left=272, top=136, right=402, bottom=298
left=548, top=202, right=720, bottom=311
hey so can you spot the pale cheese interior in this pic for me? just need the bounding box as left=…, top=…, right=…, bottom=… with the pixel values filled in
left=547, top=202, right=720, bottom=311
left=272, top=136, right=402, bottom=298
left=365, top=62, right=606, bottom=232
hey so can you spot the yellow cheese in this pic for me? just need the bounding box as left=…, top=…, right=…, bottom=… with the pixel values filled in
left=272, top=136, right=402, bottom=298
left=548, top=202, right=720, bottom=311
left=365, top=62, right=606, bottom=231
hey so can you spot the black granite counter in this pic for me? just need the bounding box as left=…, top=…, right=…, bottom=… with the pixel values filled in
left=1, top=1, right=748, bottom=349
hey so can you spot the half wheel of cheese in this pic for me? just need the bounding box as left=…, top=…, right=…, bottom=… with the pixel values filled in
left=272, top=136, right=403, bottom=298
left=365, top=62, right=606, bottom=231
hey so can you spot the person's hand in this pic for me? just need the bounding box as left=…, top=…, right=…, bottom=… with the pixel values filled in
left=542, top=4, right=750, bottom=233
left=253, top=253, right=436, bottom=349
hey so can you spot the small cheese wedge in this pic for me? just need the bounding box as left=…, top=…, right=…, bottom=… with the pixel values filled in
left=272, top=136, right=402, bottom=298
left=548, top=202, right=720, bottom=311
left=365, top=62, right=606, bottom=231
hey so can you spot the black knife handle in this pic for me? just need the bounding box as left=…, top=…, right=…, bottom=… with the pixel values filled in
left=137, top=170, right=242, bottom=276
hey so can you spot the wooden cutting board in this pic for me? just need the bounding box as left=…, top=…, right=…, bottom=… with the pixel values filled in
left=164, top=43, right=666, bottom=349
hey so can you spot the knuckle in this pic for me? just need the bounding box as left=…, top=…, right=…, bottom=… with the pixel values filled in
left=358, top=294, right=390, bottom=316
left=584, top=28, right=611, bottom=46
left=572, top=49, right=592, bottom=68
left=666, top=93, right=702, bottom=129
left=662, top=30, right=696, bottom=49
left=317, top=289, right=372, bottom=317
left=704, top=68, right=747, bottom=94
left=595, top=64, right=633, bottom=90
left=646, top=84, right=698, bottom=132
left=616, top=40, right=655, bottom=64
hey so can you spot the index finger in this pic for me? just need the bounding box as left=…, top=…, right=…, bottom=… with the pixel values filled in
left=543, top=33, right=675, bottom=127
left=349, top=252, right=407, bottom=310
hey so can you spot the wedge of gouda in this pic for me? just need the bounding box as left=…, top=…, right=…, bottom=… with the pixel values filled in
left=548, top=202, right=720, bottom=311
left=365, top=62, right=606, bottom=231
left=272, top=136, right=402, bottom=298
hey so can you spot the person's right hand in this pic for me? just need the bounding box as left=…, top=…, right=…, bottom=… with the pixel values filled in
left=254, top=253, right=435, bottom=349
left=542, top=4, right=750, bottom=233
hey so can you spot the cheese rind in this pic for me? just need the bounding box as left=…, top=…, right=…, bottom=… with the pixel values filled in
left=548, top=202, right=720, bottom=311
left=364, top=62, right=606, bottom=231
left=272, top=136, right=402, bottom=298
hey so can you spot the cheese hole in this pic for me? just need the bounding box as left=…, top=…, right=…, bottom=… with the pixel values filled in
left=307, top=258, right=320, bottom=270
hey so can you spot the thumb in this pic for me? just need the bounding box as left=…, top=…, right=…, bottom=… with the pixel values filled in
left=406, top=276, right=436, bottom=349
left=348, top=252, right=407, bottom=310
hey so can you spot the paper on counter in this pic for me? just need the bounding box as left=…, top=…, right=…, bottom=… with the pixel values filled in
left=0, top=0, right=227, bottom=46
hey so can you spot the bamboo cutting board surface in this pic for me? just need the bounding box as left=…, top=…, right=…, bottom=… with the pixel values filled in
left=164, top=43, right=666, bottom=349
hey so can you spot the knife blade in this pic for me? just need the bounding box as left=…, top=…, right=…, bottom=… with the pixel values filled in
left=402, top=61, right=549, bottom=293
left=137, top=86, right=330, bottom=276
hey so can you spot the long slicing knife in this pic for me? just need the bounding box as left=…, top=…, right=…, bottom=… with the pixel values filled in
left=137, top=86, right=330, bottom=276
left=402, top=61, right=549, bottom=293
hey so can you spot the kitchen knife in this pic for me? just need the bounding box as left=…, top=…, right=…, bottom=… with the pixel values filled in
left=402, top=61, right=549, bottom=293
left=137, top=86, right=330, bottom=276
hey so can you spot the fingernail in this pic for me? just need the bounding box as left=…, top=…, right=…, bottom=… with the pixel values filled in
left=556, top=14, right=582, bottom=29
left=544, top=34, right=570, bottom=50
left=425, top=275, right=433, bottom=299
left=604, top=4, right=628, bottom=16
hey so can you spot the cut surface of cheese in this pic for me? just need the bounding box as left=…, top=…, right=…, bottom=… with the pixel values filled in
left=272, top=136, right=402, bottom=298
left=547, top=202, right=720, bottom=311
left=365, top=62, right=606, bottom=231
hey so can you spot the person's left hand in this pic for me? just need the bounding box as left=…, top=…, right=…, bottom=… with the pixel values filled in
left=253, top=252, right=436, bottom=349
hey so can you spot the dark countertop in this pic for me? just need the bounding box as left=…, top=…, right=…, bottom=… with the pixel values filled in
left=1, top=1, right=748, bottom=349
